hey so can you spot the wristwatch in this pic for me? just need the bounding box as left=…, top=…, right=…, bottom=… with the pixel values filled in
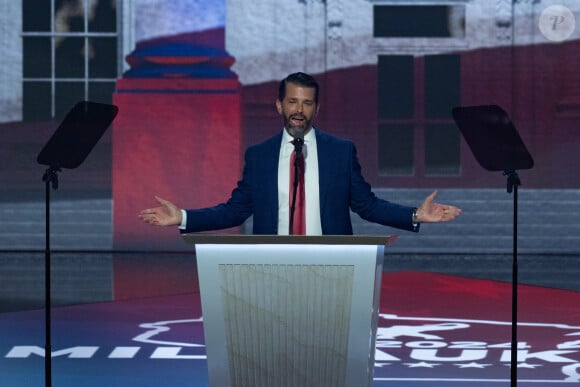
left=412, top=208, right=420, bottom=224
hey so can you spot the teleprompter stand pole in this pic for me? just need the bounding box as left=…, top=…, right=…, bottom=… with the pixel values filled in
left=505, top=169, right=521, bottom=386
left=42, top=166, right=60, bottom=387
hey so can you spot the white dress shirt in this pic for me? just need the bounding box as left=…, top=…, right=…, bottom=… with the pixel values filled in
left=180, top=129, right=323, bottom=234
left=277, top=128, right=322, bottom=235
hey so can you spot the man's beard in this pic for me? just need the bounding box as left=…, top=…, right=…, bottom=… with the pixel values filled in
left=283, top=113, right=311, bottom=138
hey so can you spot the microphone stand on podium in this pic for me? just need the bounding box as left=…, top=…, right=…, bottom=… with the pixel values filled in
left=36, top=101, right=118, bottom=387
left=452, top=105, right=534, bottom=387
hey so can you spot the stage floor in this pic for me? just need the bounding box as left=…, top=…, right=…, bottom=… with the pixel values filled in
left=1, top=271, right=579, bottom=386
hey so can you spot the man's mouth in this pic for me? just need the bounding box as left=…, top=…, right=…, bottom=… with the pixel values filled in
left=291, top=115, right=305, bottom=124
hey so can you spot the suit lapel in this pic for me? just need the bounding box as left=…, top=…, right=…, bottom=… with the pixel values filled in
left=262, top=133, right=283, bottom=230
left=316, top=131, right=332, bottom=215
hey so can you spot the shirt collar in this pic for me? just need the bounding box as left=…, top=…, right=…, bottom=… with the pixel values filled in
left=282, top=128, right=316, bottom=144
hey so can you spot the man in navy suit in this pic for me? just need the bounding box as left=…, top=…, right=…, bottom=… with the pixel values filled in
left=139, top=72, right=461, bottom=235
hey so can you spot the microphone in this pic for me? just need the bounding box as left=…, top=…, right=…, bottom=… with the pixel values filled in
left=292, top=135, right=304, bottom=157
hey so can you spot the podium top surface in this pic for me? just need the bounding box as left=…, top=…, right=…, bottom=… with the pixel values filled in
left=182, top=234, right=397, bottom=246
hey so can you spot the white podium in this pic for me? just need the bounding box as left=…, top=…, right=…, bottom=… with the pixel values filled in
left=182, top=234, right=396, bottom=387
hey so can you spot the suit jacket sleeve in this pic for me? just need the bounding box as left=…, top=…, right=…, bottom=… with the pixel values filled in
left=182, top=134, right=280, bottom=234
left=317, top=131, right=418, bottom=234
left=348, top=143, right=419, bottom=232
left=182, top=149, right=256, bottom=233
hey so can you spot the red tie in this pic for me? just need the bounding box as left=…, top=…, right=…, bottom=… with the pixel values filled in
left=289, top=148, right=306, bottom=235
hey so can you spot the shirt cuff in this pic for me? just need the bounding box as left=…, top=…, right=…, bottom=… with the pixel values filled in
left=178, top=209, right=187, bottom=230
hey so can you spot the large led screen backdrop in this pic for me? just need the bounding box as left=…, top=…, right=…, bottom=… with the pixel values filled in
left=0, top=0, right=579, bottom=251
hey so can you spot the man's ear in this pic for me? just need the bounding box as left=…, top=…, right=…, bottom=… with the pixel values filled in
left=275, top=99, right=282, bottom=114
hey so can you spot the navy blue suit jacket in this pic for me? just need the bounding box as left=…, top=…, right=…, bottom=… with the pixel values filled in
left=184, top=130, right=419, bottom=235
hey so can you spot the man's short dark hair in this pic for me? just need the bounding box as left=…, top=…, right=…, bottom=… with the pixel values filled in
left=278, top=72, right=319, bottom=104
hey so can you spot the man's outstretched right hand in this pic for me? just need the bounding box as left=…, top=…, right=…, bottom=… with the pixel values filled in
left=138, top=196, right=182, bottom=227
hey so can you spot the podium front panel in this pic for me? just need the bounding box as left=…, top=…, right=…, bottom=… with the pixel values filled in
left=195, top=243, right=384, bottom=387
